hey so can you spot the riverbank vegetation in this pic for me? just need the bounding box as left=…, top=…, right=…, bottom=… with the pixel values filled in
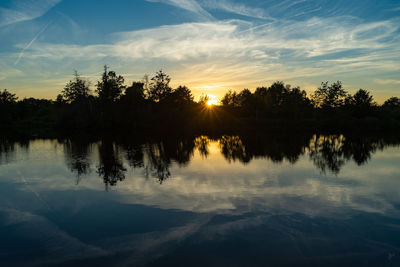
left=1, top=66, right=400, bottom=136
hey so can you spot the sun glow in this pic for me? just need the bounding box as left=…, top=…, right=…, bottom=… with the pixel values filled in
left=206, top=95, right=218, bottom=106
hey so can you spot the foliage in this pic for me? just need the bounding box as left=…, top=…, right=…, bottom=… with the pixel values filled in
left=170, top=85, right=194, bottom=105
left=312, top=81, right=347, bottom=109
left=0, top=89, right=18, bottom=104
left=147, top=70, right=172, bottom=102
left=96, top=65, right=125, bottom=102
left=1, top=67, right=400, bottom=133
left=61, top=71, right=91, bottom=103
left=383, top=97, right=400, bottom=108
left=198, top=94, right=210, bottom=106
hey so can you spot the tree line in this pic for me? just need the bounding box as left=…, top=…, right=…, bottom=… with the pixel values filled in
left=1, top=66, right=400, bottom=135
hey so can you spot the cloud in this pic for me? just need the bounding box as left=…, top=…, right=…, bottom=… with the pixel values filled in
left=4, top=11, right=400, bottom=99
left=374, top=79, right=400, bottom=85
left=146, top=0, right=214, bottom=20
left=199, top=0, right=271, bottom=20
left=0, top=0, right=61, bottom=27
left=20, top=17, right=400, bottom=60
left=17, top=17, right=400, bottom=75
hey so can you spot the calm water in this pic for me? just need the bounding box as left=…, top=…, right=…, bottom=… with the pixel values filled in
left=1, top=134, right=400, bottom=266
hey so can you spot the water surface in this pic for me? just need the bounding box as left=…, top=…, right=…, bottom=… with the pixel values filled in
left=1, top=134, right=400, bottom=266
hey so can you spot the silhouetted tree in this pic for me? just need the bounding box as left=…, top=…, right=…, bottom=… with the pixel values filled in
left=170, top=86, right=194, bottom=105
left=266, top=81, right=288, bottom=110
left=253, top=86, right=268, bottom=117
left=148, top=70, right=172, bottom=102
left=312, top=81, right=347, bottom=109
left=0, top=89, right=18, bottom=104
left=221, top=90, right=240, bottom=107
left=123, top=82, right=145, bottom=104
left=96, top=65, right=125, bottom=103
left=61, top=71, right=91, bottom=103
left=383, top=97, right=400, bottom=108
left=0, top=89, right=18, bottom=125
left=198, top=93, right=210, bottom=106
left=346, top=89, right=376, bottom=117
left=282, top=86, right=311, bottom=118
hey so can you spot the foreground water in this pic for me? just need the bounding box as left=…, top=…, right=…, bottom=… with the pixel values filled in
left=1, top=134, right=400, bottom=266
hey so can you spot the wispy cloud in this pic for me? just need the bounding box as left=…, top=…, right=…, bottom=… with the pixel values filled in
left=146, top=0, right=214, bottom=20
left=0, top=0, right=61, bottom=27
left=5, top=2, right=400, bottom=99
left=20, top=17, right=400, bottom=69
left=199, top=0, right=271, bottom=20
left=14, top=21, right=51, bottom=65
left=374, top=79, right=400, bottom=85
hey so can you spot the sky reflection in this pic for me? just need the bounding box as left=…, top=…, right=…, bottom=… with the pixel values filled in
left=1, top=135, right=400, bottom=266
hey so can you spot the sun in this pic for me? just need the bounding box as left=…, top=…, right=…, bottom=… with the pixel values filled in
left=206, top=95, right=218, bottom=107
left=207, top=99, right=218, bottom=106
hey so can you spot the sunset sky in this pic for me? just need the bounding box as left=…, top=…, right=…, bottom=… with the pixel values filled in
left=0, top=0, right=399, bottom=102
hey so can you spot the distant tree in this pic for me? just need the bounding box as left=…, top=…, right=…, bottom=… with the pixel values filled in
left=56, top=94, right=65, bottom=105
left=383, top=97, right=400, bottom=108
left=61, top=71, right=91, bottom=103
left=345, top=89, right=376, bottom=117
left=254, top=87, right=267, bottom=99
left=221, top=90, right=240, bottom=107
left=266, top=81, right=288, bottom=108
left=0, top=89, right=18, bottom=104
left=96, top=65, right=125, bottom=102
left=170, top=85, right=194, bottom=105
left=253, top=86, right=268, bottom=117
left=312, top=81, right=347, bottom=109
left=282, top=86, right=311, bottom=117
left=147, top=70, right=172, bottom=102
left=349, top=89, right=375, bottom=107
left=123, top=82, right=145, bottom=104
left=0, top=89, right=18, bottom=124
left=198, top=94, right=210, bottom=106
left=237, top=89, right=252, bottom=106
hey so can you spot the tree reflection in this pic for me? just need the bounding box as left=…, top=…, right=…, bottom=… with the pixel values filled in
left=307, top=134, right=398, bottom=174
left=219, top=135, right=250, bottom=163
left=52, top=132, right=400, bottom=187
left=195, top=136, right=211, bottom=158
left=97, top=140, right=127, bottom=190
left=309, top=135, right=346, bottom=174
left=124, top=143, right=144, bottom=168
left=0, top=137, right=29, bottom=165
left=63, top=139, right=92, bottom=184
left=0, top=137, right=16, bottom=165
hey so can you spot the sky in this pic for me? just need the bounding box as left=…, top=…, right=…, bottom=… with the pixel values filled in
left=0, top=0, right=399, bottom=102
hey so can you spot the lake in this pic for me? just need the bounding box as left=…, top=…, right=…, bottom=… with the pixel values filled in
left=1, top=133, right=400, bottom=266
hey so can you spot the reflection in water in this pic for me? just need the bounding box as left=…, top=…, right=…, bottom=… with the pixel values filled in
left=97, top=140, right=127, bottom=189
left=63, top=139, right=92, bottom=184
left=195, top=136, right=210, bottom=158
left=1, top=134, right=400, bottom=266
left=0, top=136, right=29, bottom=165
left=1, top=133, right=400, bottom=187
left=0, top=137, right=15, bottom=165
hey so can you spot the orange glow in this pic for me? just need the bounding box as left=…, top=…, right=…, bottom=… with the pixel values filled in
left=206, top=95, right=218, bottom=106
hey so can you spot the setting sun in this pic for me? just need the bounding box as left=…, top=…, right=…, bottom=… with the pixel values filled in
left=206, top=95, right=218, bottom=106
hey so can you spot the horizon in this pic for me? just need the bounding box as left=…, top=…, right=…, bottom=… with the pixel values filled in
left=1, top=0, right=400, bottom=102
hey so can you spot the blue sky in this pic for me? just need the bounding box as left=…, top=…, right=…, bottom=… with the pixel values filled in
left=0, top=0, right=399, bottom=101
